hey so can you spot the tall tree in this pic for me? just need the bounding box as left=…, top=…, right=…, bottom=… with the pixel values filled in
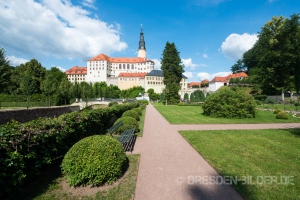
left=244, top=15, right=300, bottom=95
left=59, top=78, right=72, bottom=105
left=161, top=42, right=184, bottom=104
left=0, top=48, right=14, bottom=93
left=20, top=72, right=38, bottom=109
left=231, top=59, right=246, bottom=73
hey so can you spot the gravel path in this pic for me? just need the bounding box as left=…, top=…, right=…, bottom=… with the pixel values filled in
left=133, top=104, right=299, bottom=200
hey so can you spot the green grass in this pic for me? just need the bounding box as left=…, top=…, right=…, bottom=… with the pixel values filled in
left=136, top=107, right=146, bottom=137
left=180, top=129, right=300, bottom=200
left=16, top=154, right=140, bottom=200
left=152, top=103, right=300, bottom=124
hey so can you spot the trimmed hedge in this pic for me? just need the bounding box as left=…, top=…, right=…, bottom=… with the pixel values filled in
left=122, top=110, right=140, bottom=121
left=276, top=112, right=289, bottom=119
left=61, top=135, right=127, bottom=186
left=131, top=108, right=142, bottom=116
left=114, top=117, right=139, bottom=134
left=0, top=102, right=138, bottom=196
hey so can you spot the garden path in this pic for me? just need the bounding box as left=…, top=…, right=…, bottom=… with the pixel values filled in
left=133, top=104, right=300, bottom=200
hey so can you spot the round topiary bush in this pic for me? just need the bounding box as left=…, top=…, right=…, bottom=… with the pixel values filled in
left=122, top=110, right=140, bottom=121
left=276, top=112, right=289, bottom=119
left=115, top=117, right=139, bottom=134
left=273, top=108, right=282, bottom=114
left=61, top=135, right=128, bottom=187
left=131, top=108, right=142, bottom=116
left=202, top=87, right=257, bottom=118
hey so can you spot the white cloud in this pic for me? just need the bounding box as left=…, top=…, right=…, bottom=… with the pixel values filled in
left=52, top=65, right=66, bottom=72
left=203, top=53, right=209, bottom=59
left=152, top=58, right=161, bottom=69
left=6, top=55, right=28, bottom=66
left=197, top=71, right=231, bottom=81
left=183, top=71, right=193, bottom=79
left=182, top=58, right=199, bottom=70
left=0, top=0, right=127, bottom=62
left=82, top=0, right=96, bottom=9
left=221, top=33, right=258, bottom=62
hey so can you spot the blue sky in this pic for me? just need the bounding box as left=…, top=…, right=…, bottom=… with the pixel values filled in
left=0, top=0, right=299, bottom=82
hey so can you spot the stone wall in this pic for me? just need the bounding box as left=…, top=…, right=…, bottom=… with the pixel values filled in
left=0, top=106, right=80, bottom=125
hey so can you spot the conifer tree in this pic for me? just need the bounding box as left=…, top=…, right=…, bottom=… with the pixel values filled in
left=161, top=42, right=184, bottom=104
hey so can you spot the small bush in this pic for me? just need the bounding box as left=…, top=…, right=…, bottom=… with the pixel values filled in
left=114, top=117, right=139, bottom=134
left=61, top=135, right=128, bottom=187
left=131, top=108, right=142, bottom=116
left=273, top=109, right=282, bottom=114
left=202, top=87, right=256, bottom=118
left=108, top=102, right=118, bottom=107
left=276, top=112, right=289, bottom=120
left=178, top=102, right=184, bottom=106
left=138, top=105, right=146, bottom=111
left=122, top=110, right=140, bottom=121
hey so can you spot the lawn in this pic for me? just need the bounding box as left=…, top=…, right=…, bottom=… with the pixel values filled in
left=16, top=154, right=140, bottom=200
left=180, top=129, right=300, bottom=200
left=136, top=107, right=146, bottom=137
left=152, top=103, right=300, bottom=124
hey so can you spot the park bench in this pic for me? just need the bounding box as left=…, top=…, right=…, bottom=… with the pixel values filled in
left=107, top=120, right=136, bottom=153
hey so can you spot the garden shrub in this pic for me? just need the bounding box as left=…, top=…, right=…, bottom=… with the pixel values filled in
left=276, top=112, right=288, bottom=119
left=273, top=108, right=282, bottom=114
left=61, top=135, right=128, bottom=187
left=0, top=102, right=139, bottom=196
left=202, top=87, right=256, bottom=118
left=131, top=108, right=142, bottom=116
left=122, top=110, right=140, bottom=121
left=114, top=117, right=139, bottom=134
left=178, top=102, right=184, bottom=106
left=108, top=102, right=118, bottom=107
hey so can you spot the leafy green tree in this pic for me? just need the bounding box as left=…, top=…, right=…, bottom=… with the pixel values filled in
left=243, top=15, right=300, bottom=95
left=0, top=48, right=14, bottom=94
left=59, top=78, right=72, bottom=105
left=184, top=93, right=189, bottom=100
left=71, top=80, right=81, bottom=101
left=20, top=72, right=38, bottom=109
left=17, top=59, right=46, bottom=94
left=161, top=42, right=184, bottom=104
left=41, top=67, right=66, bottom=106
left=231, top=59, right=246, bottom=73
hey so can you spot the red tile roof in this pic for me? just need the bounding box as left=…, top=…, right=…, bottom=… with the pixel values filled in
left=202, top=79, right=209, bottom=83
left=226, top=72, right=248, bottom=79
left=88, top=53, right=154, bottom=63
left=188, top=82, right=201, bottom=88
left=118, top=72, right=148, bottom=79
left=65, top=66, right=87, bottom=75
left=210, top=72, right=248, bottom=83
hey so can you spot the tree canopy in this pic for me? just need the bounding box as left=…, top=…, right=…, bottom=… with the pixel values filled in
left=242, top=14, right=300, bottom=94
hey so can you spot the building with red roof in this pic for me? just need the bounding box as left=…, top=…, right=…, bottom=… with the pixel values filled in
left=66, top=66, right=87, bottom=83
left=209, top=72, right=248, bottom=92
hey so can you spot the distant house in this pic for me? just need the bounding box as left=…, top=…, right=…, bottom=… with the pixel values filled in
left=188, top=79, right=209, bottom=88
left=66, top=66, right=87, bottom=83
left=118, top=72, right=147, bottom=90
left=209, top=72, right=248, bottom=92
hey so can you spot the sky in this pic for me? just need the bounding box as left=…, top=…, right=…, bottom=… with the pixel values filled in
left=0, top=0, right=299, bottom=82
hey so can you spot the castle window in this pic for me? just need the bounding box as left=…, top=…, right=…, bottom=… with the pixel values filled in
left=132, top=64, right=134, bottom=69
left=123, top=64, right=125, bottom=69
left=127, top=64, right=130, bottom=69
left=119, top=64, right=121, bottom=69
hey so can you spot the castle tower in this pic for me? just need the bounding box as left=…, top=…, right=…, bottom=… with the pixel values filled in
left=138, top=24, right=146, bottom=58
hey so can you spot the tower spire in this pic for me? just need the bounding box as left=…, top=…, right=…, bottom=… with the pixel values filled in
left=138, top=24, right=146, bottom=58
